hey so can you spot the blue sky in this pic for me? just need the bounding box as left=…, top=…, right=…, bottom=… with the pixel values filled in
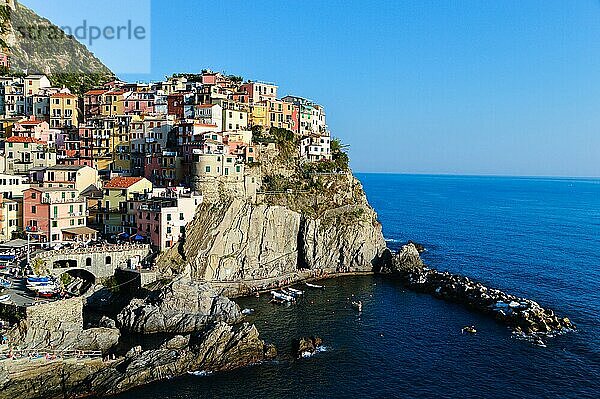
left=21, top=0, right=600, bottom=177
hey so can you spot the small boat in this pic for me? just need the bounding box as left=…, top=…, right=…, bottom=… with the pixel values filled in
left=0, top=294, right=10, bottom=303
left=461, top=326, right=477, bottom=334
left=27, top=282, right=58, bottom=292
left=271, top=291, right=295, bottom=303
left=305, top=283, right=324, bottom=289
left=352, top=301, right=363, bottom=312
left=38, top=290, right=57, bottom=299
left=287, top=287, right=304, bottom=296
left=241, top=308, right=255, bottom=315
left=27, top=276, right=50, bottom=283
left=187, top=370, right=212, bottom=377
left=0, top=278, right=11, bottom=289
left=281, top=288, right=302, bottom=298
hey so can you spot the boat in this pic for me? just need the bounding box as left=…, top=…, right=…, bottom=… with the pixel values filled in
left=305, top=283, right=324, bottom=289
left=269, top=297, right=287, bottom=305
left=0, top=277, right=11, bottom=289
left=282, top=288, right=302, bottom=298
left=287, top=287, right=304, bottom=296
left=38, top=290, right=57, bottom=299
left=461, top=326, right=477, bottom=334
left=352, top=301, right=363, bottom=312
left=27, top=282, right=58, bottom=292
left=0, top=294, right=10, bottom=303
left=27, top=276, right=50, bottom=283
left=271, top=290, right=295, bottom=303
left=241, top=308, right=255, bottom=315
left=187, top=370, right=212, bottom=377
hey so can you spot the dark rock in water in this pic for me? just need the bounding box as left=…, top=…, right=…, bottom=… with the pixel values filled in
left=403, top=267, right=575, bottom=338
left=407, top=240, right=426, bottom=253
left=377, top=243, right=424, bottom=275
left=379, top=244, right=574, bottom=340
left=292, top=336, right=323, bottom=358
left=264, top=343, right=278, bottom=359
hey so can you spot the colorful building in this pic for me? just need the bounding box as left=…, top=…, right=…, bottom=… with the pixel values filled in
left=22, top=186, right=89, bottom=243
left=132, top=188, right=201, bottom=251
left=50, top=91, right=79, bottom=128
left=99, top=176, right=153, bottom=235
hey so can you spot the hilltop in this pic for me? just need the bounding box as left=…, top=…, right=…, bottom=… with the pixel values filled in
left=0, top=0, right=113, bottom=93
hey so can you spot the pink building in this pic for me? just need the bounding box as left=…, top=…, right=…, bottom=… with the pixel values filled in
left=23, top=187, right=91, bottom=243
left=133, top=188, right=201, bottom=251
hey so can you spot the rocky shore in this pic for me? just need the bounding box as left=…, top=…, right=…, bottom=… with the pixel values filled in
left=384, top=243, right=575, bottom=342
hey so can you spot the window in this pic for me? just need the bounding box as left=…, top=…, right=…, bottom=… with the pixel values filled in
left=52, top=221, right=57, bottom=228
left=31, top=192, right=36, bottom=199
left=179, top=213, right=184, bottom=221
left=105, top=256, right=112, bottom=265
left=86, top=258, right=92, bottom=267
left=31, top=206, right=36, bottom=214
left=167, top=214, right=171, bottom=221
left=205, top=166, right=211, bottom=173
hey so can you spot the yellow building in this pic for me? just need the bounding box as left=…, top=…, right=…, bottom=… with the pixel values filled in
left=99, top=177, right=153, bottom=235
left=50, top=91, right=79, bottom=128
left=249, top=103, right=267, bottom=128
left=0, top=197, right=21, bottom=242
left=101, top=90, right=125, bottom=117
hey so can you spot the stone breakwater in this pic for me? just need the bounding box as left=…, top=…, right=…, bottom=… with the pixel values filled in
left=386, top=244, right=575, bottom=342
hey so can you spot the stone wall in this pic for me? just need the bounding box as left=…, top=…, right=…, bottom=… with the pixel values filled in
left=24, top=298, right=83, bottom=330
left=33, top=244, right=151, bottom=280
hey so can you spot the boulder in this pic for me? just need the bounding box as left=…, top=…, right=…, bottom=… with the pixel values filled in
left=292, top=336, right=323, bottom=358
left=75, top=327, right=120, bottom=354
left=117, top=277, right=242, bottom=334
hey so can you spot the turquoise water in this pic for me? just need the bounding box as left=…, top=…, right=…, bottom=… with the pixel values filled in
left=116, top=174, right=600, bottom=398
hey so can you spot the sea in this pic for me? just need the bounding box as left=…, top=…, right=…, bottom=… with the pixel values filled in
left=115, top=174, right=600, bottom=399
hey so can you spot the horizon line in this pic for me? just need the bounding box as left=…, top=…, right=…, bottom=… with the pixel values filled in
left=353, top=171, right=600, bottom=180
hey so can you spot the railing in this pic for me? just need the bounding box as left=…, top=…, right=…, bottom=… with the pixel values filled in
left=0, top=349, right=103, bottom=361
left=35, top=243, right=151, bottom=260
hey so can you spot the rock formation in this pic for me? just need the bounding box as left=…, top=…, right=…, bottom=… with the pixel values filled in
left=382, top=245, right=575, bottom=340
left=117, top=276, right=242, bottom=334
left=157, top=175, right=388, bottom=290
left=0, top=322, right=274, bottom=399
left=292, top=336, right=323, bottom=358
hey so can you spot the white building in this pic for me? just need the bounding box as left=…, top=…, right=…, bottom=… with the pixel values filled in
left=300, top=135, right=331, bottom=162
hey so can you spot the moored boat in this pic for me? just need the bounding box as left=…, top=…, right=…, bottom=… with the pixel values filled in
left=0, top=294, right=10, bottom=303
left=271, top=290, right=295, bottom=303
left=305, top=283, right=324, bottom=289
left=0, top=277, right=11, bottom=289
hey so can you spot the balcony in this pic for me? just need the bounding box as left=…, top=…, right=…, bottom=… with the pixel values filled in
left=41, top=197, right=83, bottom=204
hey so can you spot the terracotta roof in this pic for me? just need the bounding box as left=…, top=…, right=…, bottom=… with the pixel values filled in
left=104, top=176, right=145, bottom=189
left=196, top=104, right=216, bottom=108
left=85, top=89, right=108, bottom=95
left=6, top=136, right=45, bottom=144
left=17, top=120, right=43, bottom=126
left=51, top=92, right=77, bottom=99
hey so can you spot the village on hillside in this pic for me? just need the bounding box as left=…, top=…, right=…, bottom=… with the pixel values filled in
left=0, top=67, right=341, bottom=305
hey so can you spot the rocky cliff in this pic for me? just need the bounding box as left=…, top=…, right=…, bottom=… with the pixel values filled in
left=0, top=321, right=273, bottom=399
left=157, top=173, right=388, bottom=291
left=1, top=1, right=112, bottom=75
